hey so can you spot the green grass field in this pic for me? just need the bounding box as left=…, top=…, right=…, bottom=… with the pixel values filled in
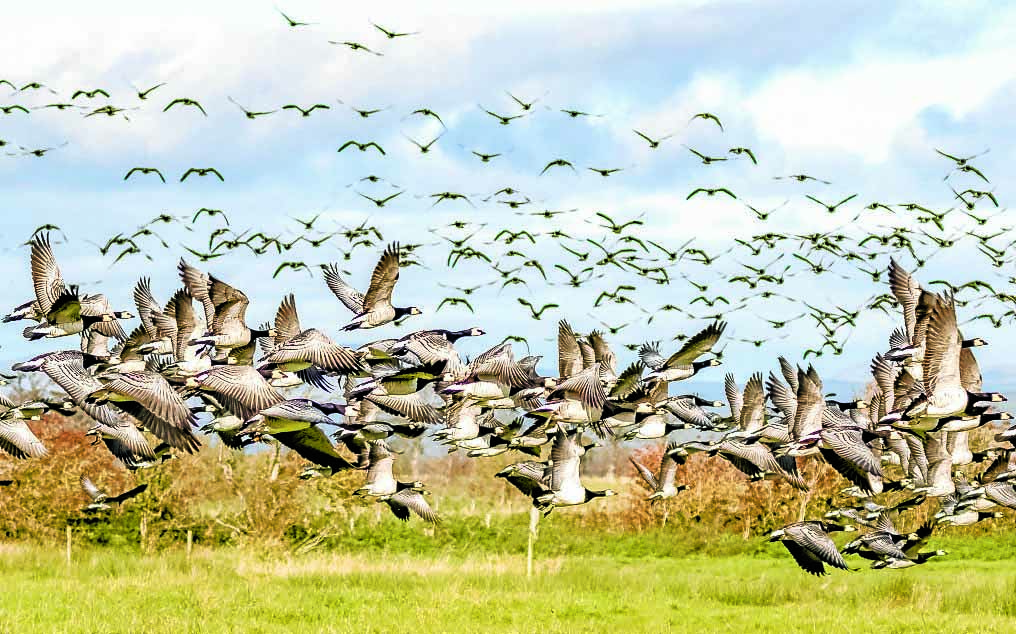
left=4, top=536, right=1016, bottom=634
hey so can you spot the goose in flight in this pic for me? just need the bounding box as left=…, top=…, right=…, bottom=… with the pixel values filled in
left=79, top=474, right=147, bottom=512
left=639, top=321, right=726, bottom=383
left=769, top=521, right=855, bottom=575
left=323, top=242, right=422, bottom=331
left=532, top=425, right=615, bottom=516
left=630, top=441, right=688, bottom=501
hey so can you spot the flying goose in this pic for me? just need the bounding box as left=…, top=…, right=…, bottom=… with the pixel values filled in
left=12, top=351, right=156, bottom=466
left=871, top=550, right=947, bottom=569
left=243, top=399, right=356, bottom=474
left=710, top=435, right=808, bottom=490
left=323, top=242, right=422, bottom=331
left=15, top=233, right=63, bottom=323
left=533, top=425, right=615, bottom=515
left=441, top=342, right=534, bottom=402
left=24, top=285, right=131, bottom=341
left=86, top=359, right=200, bottom=453
left=639, top=321, right=726, bottom=383
left=841, top=514, right=911, bottom=562
left=496, top=460, right=551, bottom=500
left=187, top=269, right=273, bottom=351
left=354, top=440, right=423, bottom=496
left=20, top=235, right=132, bottom=340
left=725, top=372, right=767, bottom=434
left=377, top=488, right=440, bottom=523
left=0, top=392, right=46, bottom=459
left=528, top=363, right=607, bottom=430
left=192, top=393, right=251, bottom=450
left=79, top=474, right=147, bottom=512
left=630, top=441, right=688, bottom=500
left=132, top=277, right=171, bottom=353
left=185, top=365, right=285, bottom=421
left=790, top=364, right=825, bottom=442
left=79, top=473, right=147, bottom=512
left=768, top=521, right=856, bottom=575
left=151, top=289, right=210, bottom=375
left=389, top=327, right=483, bottom=374
left=937, top=510, right=1002, bottom=526
left=258, top=294, right=365, bottom=386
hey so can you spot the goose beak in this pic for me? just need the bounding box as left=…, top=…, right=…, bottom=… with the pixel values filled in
left=410, top=307, right=423, bottom=315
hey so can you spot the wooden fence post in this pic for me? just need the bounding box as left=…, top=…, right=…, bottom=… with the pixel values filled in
left=527, top=507, right=540, bottom=578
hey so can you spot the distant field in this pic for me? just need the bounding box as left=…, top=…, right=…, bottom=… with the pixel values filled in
left=3, top=538, right=1016, bottom=634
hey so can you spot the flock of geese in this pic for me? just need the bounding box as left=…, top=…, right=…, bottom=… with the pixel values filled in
left=4, top=11, right=1016, bottom=576
left=0, top=232, right=1013, bottom=575
left=5, top=13, right=1013, bottom=364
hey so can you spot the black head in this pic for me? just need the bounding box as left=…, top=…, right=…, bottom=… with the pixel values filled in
left=692, top=358, right=721, bottom=372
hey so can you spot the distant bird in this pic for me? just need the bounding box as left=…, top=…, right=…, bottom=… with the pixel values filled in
left=517, top=298, right=558, bottom=320
left=192, top=208, right=229, bottom=224
left=282, top=103, right=330, bottom=117
left=357, top=191, right=403, bottom=208
left=689, top=112, right=723, bottom=130
left=540, top=159, right=575, bottom=175
left=406, top=108, right=445, bottom=127
left=277, top=9, right=315, bottom=27
left=338, top=140, right=385, bottom=155
left=506, top=91, right=542, bottom=111
left=180, top=168, right=224, bottom=182
left=588, top=167, right=623, bottom=177
left=776, top=174, right=831, bottom=184
left=132, top=82, right=166, bottom=100
left=404, top=133, right=443, bottom=154
left=372, top=23, right=419, bottom=38
left=71, top=89, right=111, bottom=99
left=728, top=147, right=757, bottom=163
left=687, top=187, right=736, bottom=200
left=685, top=146, right=727, bottom=164
left=473, top=151, right=502, bottom=163
left=228, top=96, right=276, bottom=119
left=163, top=98, right=207, bottom=116
left=329, top=41, right=383, bottom=56
left=633, top=129, right=674, bottom=149
left=935, top=148, right=987, bottom=167
left=124, top=167, right=166, bottom=183
left=806, top=194, right=857, bottom=213
left=560, top=108, right=598, bottom=118
left=480, top=106, right=523, bottom=125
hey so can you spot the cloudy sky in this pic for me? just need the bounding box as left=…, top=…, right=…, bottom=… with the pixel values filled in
left=2, top=0, right=1014, bottom=397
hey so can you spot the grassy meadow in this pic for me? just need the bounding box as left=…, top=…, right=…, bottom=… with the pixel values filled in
left=4, top=534, right=1016, bottom=634
left=6, top=419, right=1016, bottom=632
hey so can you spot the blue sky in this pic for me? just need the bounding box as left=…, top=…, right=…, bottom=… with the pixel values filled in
left=2, top=0, right=1015, bottom=399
